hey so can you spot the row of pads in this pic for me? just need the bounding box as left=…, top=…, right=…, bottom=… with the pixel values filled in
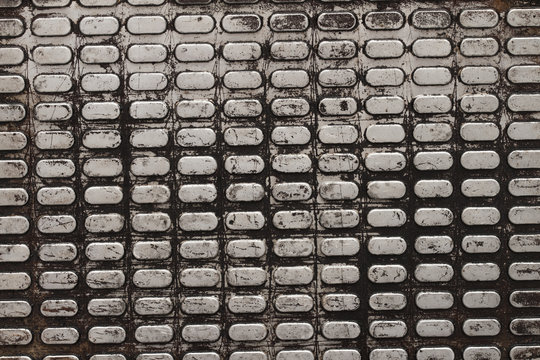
left=0, top=177, right=538, bottom=205
left=2, top=8, right=540, bottom=36
left=0, top=348, right=538, bottom=360
left=1, top=262, right=539, bottom=289
left=2, top=317, right=540, bottom=345
left=0, top=149, right=538, bottom=178
left=3, top=68, right=538, bottom=97
left=0, top=122, right=538, bottom=151
left=1, top=234, right=537, bottom=262
left=1, top=97, right=539, bottom=121
left=2, top=67, right=539, bottom=89
left=0, top=234, right=540, bottom=263
left=8, top=0, right=540, bottom=16
left=2, top=38, right=540, bottom=63
left=9, top=0, right=503, bottom=4
left=1, top=235, right=540, bottom=265
left=1, top=289, right=539, bottom=315
left=0, top=348, right=536, bottom=360
left=2, top=320, right=540, bottom=347
left=2, top=205, right=540, bottom=233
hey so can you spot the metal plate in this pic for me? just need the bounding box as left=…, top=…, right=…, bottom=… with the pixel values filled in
left=0, top=0, right=540, bottom=359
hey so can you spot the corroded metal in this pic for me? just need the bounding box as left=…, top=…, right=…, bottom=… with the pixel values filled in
left=0, top=0, right=540, bottom=359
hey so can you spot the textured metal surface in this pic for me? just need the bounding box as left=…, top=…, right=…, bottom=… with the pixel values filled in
left=0, top=0, right=540, bottom=359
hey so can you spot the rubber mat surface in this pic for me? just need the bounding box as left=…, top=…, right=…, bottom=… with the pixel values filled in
left=0, top=0, right=540, bottom=359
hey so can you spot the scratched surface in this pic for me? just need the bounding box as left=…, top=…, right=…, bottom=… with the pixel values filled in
left=0, top=0, right=540, bottom=359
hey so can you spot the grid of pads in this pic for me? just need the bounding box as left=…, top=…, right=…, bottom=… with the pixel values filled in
left=0, top=0, right=540, bottom=359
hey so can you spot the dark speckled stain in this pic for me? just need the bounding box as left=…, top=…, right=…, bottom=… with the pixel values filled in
left=365, top=11, right=403, bottom=29
left=271, top=13, right=308, bottom=31
left=228, top=14, right=261, bottom=31
left=511, top=318, right=540, bottom=335
left=512, top=291, right=540, bottom=307
left=318, top=12, right=357, bottom=30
